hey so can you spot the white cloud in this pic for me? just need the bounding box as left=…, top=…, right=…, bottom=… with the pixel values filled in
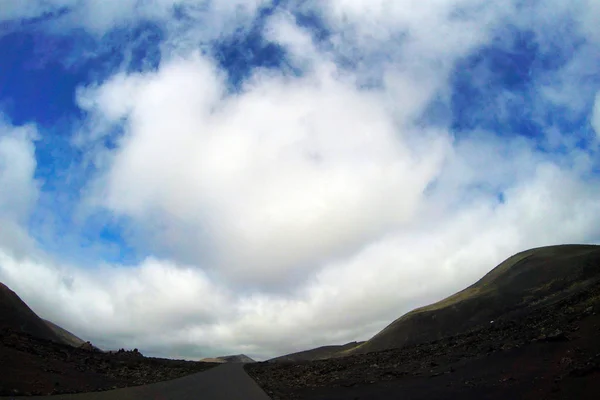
left=263, top=11, right=327, bottom=73
left=1, top=0, right=600, bottom=362
left=3, top=152, right=599, bottom=360
left=0, top=251, right=231, bottom=350
left=78, top=52, right=447, bottom=289
left=593, top=94, right=600, bottom=139
left=218, top=139, right=600, bottom=357
left=0, top=120, right=40, bottom=259
left=0, top=122, right=39, bottom=220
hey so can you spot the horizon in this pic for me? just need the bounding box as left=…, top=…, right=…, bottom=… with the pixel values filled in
left=0, top=0, right=600, bottom=361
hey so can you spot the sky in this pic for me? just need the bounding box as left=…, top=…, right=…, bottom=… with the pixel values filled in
left=0, top=0, right=600, bottom=361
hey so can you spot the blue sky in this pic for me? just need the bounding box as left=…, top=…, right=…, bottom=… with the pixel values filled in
left=1, top=0, right=600, bottom=360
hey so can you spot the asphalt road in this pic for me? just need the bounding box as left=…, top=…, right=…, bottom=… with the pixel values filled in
left=5, top=364, right=271, bottom=400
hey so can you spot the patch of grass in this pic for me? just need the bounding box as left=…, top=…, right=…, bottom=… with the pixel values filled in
left=336, top=342, right=365, bottom=356
left=411, top=286, right=484, bottom=314
left=406, top=249, right=542, bottom=316
left=409, top=245, right=597, bottom=315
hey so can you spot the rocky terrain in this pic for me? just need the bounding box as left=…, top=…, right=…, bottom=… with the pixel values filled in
left=0, top=282, right=219, bottom=397
left=0, top=329, right=219, bottom=396
left=246, top=245, right=600, bottom=399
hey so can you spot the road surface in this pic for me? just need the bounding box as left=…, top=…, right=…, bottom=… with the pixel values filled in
left=5, top=364, right=271, bottom=400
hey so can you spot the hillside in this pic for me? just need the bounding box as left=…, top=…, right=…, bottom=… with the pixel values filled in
left=248, top=244, right=600, bottom=399
left=0, top=282, right=64, bottom=344
left=0, top=282, right=219, bottom=396
left=349, top=244, right=600, bottom=354
left=42, top=319, right=88, bottom=348
left=268, top=341, right=365, bottom=363
left=0, top=282, right=97, bottom=351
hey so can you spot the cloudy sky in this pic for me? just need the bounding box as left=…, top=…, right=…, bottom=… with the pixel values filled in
left=0, top=0, right=599, bottom=361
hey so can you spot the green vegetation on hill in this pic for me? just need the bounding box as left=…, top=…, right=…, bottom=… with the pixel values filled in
left=268, top=341, right=365, bottom=363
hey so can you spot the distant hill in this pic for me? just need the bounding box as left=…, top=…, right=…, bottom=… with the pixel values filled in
left=349, top=244, right=600, bottom=354
left=268, top=341, right=365, bottom=362
left=200, top=354, right=256, bottom=363
left=0, top=282, right=90, bottom=348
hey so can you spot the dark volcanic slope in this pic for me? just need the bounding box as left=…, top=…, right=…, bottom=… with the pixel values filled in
left=352, top=244, right=600, bottom=354
left=269, top=342, right=365, bottom=363
left=247, top=244, right=600, bottom=400
left=43, top=319, right=87, bottom=348
left=0, top=282, right=62, bottom=344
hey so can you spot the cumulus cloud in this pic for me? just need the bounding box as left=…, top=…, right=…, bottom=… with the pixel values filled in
left=0, top=120, right=40, bottom=259
left=0, top=252, right=231, bottom=349
left=0, top=121, right=39, bottom=220
left=77, top=51, right=447, bottom=289
left=1, top=0, right=600, bottom=361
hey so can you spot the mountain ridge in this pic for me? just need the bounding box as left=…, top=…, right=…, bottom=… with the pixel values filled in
left=352, top=244, right=600, bottom=354
left=267, top=244, right=600, bottom=360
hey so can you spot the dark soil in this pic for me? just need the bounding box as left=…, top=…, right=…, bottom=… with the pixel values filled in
left=246, top=278, right=600, bottom=399
left=0, top=330, right=219, bottom=396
